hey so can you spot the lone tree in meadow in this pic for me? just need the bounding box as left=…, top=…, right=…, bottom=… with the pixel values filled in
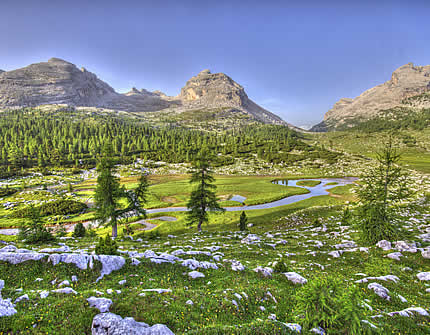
left=239, top=211, right=248, bottom=231
left=187, top=150, right=225, bottom=232
left=94, top=143, right=123, bottom=238
left=357, top=137, right=412, bottom=243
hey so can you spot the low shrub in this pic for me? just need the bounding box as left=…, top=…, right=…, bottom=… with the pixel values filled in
left=12, top=200, right=87, bottom=218
left=95, top=234, right=118, bottom=255
left=72, top=222, right=86, bottom=238
left=295, top=276, right=367, bottom=334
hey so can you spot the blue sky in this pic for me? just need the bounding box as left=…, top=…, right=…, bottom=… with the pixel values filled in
left=0, top=0, right=429, bottom=127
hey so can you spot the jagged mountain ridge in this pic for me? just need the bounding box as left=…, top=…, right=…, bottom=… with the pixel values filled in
left=0, top=58, right=287, bottom=126
left=312, top=63, right=430, bottom=131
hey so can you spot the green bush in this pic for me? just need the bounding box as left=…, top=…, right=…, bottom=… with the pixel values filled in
left=72, top=222, right=86, bottom=238
left=18, top=206, right=55, bottom=244
left=239, top=211, right=248, bottom=231
left=273, top=260, right=289, bottom=273
left=295, top=276, right=367, bottom=334
left=95, top=234, right=118, bottom=255
left=0, top=186, right=17, bottom=197
left=12, top=200, right=87, bottom=218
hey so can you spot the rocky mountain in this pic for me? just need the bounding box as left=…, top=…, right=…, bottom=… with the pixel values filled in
left=312, top=63, right=430, bottom=131
left=179, top=70, right=285, bottom=124
left=0, top=58, right=287, bottom=126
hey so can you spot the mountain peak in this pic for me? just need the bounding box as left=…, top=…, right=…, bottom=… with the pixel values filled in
left=198, top=69, right=211, bottom=76
left=47, top=57, right=72, bottom=64
left=313, top=62, right=430, bottom=131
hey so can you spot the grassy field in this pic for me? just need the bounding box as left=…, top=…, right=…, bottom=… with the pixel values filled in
left=295, top=180, right=321, bottom=187
left=0, top=191, right=428, bottom=334
left=305, top=128, right=430, bottom=173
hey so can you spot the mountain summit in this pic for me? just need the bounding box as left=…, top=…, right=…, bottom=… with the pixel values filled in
left=312, top=63, right=430, bottom=131
left=0, top=59, right=288, bottom=126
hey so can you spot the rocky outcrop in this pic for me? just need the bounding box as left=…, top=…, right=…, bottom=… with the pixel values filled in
left=91, top=312, right=174, bottom=335
left=179, top=70, right=286, bottom=125
left=0, top=59, right=289, bottom=126
left=312, top=63, right=430, bottom=131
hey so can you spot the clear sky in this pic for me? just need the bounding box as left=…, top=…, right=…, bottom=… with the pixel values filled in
left=0, top=0, right=429, bottom=127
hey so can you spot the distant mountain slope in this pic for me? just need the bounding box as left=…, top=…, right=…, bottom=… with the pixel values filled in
left=312, top=63, right=430, bottom=131
left=0, top=58, right=290, bottom=127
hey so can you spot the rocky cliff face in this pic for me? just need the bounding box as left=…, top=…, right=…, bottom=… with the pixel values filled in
left=178, top=70, right=285, bottom=124
left=313, top=63, right=430, bottom=131
left=0, top=59, right=288, bottom=126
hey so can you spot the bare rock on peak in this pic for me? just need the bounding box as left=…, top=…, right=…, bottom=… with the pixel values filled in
left=313, top=63, right=430, bottom=131
left=179, top=70, right=287, bottom=125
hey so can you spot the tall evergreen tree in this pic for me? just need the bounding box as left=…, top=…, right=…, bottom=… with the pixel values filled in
left=357, top=138, right=412, bottom=242
left=239, top=211, right=248, bottom=231
left=186, top=150, right=225, bottom=232
left=94, top=143, right=123, bottom=238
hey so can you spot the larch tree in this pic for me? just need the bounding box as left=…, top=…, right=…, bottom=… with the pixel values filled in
left=186, top=150, right=225, bottom=232
left=94, top=143, right=123, bottom=238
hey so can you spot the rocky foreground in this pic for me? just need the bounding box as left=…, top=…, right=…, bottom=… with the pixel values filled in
left=0, top=203, right=429, bottom=334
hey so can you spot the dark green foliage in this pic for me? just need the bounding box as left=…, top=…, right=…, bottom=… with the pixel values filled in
left=12, top=200, right=87, bottom=218
left=341, top=207, right=352, bottom=225
left=239, top=211, right=247, bottom=231
left=186, top=150, right=225, bottom=232
left=94, top=143, right=124, bottom=238
left=135, top=173, right=149, bottom=205
left=296, top=276, right=366, bottom=334
left=72, top=222, right=86, bottom=238
left=95, top=234, right=118, bottom=255
left=348, top=107, right=430, bottom=132
left=17, top=205, right=55, bottom=244
left=357, top=139, right=412, bottom=243
left=0, top=186, right=16, bottom=197
left=0, top=109, right=323, bottom=172
left=67, top=183, right=74, bottom=193
left=273, top=260, right=289, bottom=273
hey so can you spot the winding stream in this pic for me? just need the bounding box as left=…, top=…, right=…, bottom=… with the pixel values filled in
left=0, top=177, right=357, bottom=235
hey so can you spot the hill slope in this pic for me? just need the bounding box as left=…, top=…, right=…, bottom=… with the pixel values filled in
left=0, top=59, right=289, bottom=127
left=312, top=63, right=430, bottom=131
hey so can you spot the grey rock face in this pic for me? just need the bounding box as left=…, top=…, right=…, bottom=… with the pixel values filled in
left=91, top=312, right=174, bottom=335
left=0, top=59, right=288, bottom=127
left=87, top=297, right=113, bottom=313
left=314, top=63, right=430, bottom=130
left=283, top=272, right=307, bottom=284
left=179, top=70, right=286, bottom=125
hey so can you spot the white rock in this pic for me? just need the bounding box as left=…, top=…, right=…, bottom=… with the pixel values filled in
left=14, top=294, right=29, bottom=303
left=328, top=251, right=341, bottom=258
left=417, top=272, right=430, bottom=281
left=268, top=314, right=277, bottom=320
left=231, top=261, right=245, bottom=271
left=254, top=266, right=273, bottom=278
left=0, top=298, right=17, bottom=317
left=421, top=249, right=430, bottom=259
left=368, top=283, right=390, bottom=300
left=188, top=271, right=205, bottom=279
left=387, top=307, right=429, bottom=317
left=185, top=300, right=193, bottom=305
left=52, top=288, right=77, bottom=295
left=71, top=275, right=78, bottom=282
left=87, top=297, right=112, bottom=313
left=118, top=280, right=126, bottom=285
left=386, top=252, right=403, bottom=261
left=58, top=280, right=70, bottom=287
left=91, top=312, right=174, bottom=335
left=394, top=241, right=417, bottom=253
left=40, top=291, right=49, bottom=299
left=283, top=272, right=307, bottom=284
left=241, top=234, right=260, bottom=245
left=376, top=240, right=392, bottom=251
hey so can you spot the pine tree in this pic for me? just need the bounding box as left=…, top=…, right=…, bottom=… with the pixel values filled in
left=239, top=211, right=247, bottom=231
left=186, top=150, right=225, bottom=232
left=357, top=138, right=412, bottom=243
left=94, top=143, right=123, bottom=238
